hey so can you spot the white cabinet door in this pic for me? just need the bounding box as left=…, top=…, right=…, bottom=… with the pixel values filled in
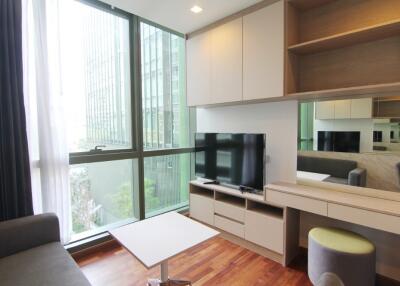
left=210, top=17, right=243, bottom=104
left=190, top=194, right=214, bottom=225
left=351, top=98, right=372, bottom=118
left=243, top=1, right=284, bottom=100
left=315, top=101, right=335, bottom=120
left=334, top=100, right=351, bottom=119
left=245, top=210, right=284, bottom=254
left=186, top=32, right=212, bottom=106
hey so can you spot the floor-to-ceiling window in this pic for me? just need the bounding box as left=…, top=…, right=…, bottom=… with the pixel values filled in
left=52, top=0, right=193, bottom=241
left=140, top=21, right=192, bottom=218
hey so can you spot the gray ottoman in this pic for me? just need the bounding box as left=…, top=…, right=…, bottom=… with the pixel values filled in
left=308, top=227, right=375, bottom=286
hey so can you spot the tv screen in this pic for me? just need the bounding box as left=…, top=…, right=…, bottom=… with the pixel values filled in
left=195, top=133, right=265, bottom=190
left=318, top=131, right=360, bottom=153
left=373, top=131, right=383, bottom=142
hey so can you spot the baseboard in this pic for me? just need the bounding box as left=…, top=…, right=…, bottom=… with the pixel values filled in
left=70, top=239, right=120, bottom=260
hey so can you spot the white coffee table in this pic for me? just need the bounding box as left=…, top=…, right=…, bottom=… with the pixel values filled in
left=297, top=170, right=331, bottom=181
left=109, top=211, right=219, bottom=284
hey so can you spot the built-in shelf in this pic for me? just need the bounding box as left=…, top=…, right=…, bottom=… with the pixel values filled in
left=215, top=192, right=246, bottom=208
left=285, top=0, right=400, bottom=98
left=287, top=82, right=400, bottom=100
left=288, top=19, right=400, bottom=55
left=247, top=200, right=283, bottom=219
left=190, top=184, right=214, bottom=198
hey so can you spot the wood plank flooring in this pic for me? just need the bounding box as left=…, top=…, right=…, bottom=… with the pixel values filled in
left=76, top=237, right=312, bottom=286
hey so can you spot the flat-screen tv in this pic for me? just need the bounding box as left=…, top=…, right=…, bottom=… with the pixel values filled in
left=195, top=133, right=265, bottom=191
left=318, top=131, right=360, bottom=153
left=373, top=131, right=383, bottom=142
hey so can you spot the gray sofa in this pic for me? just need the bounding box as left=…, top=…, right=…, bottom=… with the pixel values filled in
left=0, top=213, right=91, bottom=286
left=298, top=155, right=367, bottom=187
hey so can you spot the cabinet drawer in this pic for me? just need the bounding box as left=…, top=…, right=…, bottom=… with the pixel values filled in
left=215, top=200, right=245, bottom=223
left=266, top=190, right=327, bottom=216
left=328, top=203, right=400, bottom=235
left=214, top=214, right=245, bottom=238
left=245, top=210, right=284, bottom=254
left=190, top=194, right=214, bottom=226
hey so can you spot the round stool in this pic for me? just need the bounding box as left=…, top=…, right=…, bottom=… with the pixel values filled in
left=308, top=227, right=375, bottom=286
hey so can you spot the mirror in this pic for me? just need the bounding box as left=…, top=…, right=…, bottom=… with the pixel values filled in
left=298, top=96, right=400, bottom=193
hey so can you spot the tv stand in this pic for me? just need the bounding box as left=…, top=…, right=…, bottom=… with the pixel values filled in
left=189, top=180, right=299, bottom=266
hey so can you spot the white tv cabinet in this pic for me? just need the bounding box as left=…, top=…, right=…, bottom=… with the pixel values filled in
left=189, top=180, right=299, bottom=266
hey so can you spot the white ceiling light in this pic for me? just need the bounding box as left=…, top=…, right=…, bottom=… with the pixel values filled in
left=190, top=5, right=203, bottom=13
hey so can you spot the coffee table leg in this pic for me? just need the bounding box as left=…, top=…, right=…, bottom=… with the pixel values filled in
left=161, top=260, right=168, bottom=282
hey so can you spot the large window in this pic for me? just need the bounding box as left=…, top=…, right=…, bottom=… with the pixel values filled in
left=54, top=0, right=139, bottom=240
left=53, top=1, right=193, bottom=241
left=140, top=21, right=192, bottom=218
left=60, top=0, right=133, bottom=153
left=140, top=22, right=189, bottom=150
left=144, top=154, right=190, bottom=217
left=70, top=160, right=139, bottom=240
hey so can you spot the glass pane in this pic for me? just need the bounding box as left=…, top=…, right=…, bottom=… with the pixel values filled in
left=70, top=159, right=139, bottom=240
left=140, top=22, right=189, bottom=150
left=58, top=1, right=132, bottom=152
left=144, top=153, right=191, bottom=217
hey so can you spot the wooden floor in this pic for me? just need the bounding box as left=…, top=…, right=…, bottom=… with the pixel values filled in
left=76, top=237, right=312, bottom=286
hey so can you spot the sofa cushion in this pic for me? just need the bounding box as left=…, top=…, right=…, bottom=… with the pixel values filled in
left=0, top=242, right=91, bottom=286
left=298, top=156, right=357, bottom=179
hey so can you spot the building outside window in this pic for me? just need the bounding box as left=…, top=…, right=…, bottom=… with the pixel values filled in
left=140, top=22, right=191, bottom=217
left=52, top=0, right=193, bottom=241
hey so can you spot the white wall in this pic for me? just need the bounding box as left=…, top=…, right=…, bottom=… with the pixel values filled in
left=313, top=119, right=374, bottom=153
left=196, top=101, right=298, bottom=184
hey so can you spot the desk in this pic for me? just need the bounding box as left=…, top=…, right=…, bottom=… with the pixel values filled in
left=265, top=182, right=400, bottom=281
left=110, top=212, right=219, bottom=283
left=265, top=182, right=400, bottom=235
left=297, top=171, right=330, bottom=181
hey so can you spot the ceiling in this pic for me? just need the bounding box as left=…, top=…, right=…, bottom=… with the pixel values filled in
left=100, top=0, right=263, bottom=34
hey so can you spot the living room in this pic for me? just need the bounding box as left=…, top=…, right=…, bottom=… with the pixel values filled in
left=1, top=0, right=400, bottom=285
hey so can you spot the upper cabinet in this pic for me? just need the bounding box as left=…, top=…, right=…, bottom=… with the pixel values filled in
left=186, top=0, right=284, bottom=107
left=315, top=98, right=372, bottom=120
left=186, top=32, right=212, bottom=106
left=243, top=1, right=284, bottom=100
left=333, top=100, right=351, bottom=119
left=211, top=18, right=243, bottom=104
left=315, top=101, right=335, bottom=120
left=351, top=98, right=373, bottom=119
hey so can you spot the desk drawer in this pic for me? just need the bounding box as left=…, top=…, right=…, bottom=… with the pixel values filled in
left=215, top=200, right=245, bottom=223
left=214, top=214, right=245, bottom=238
left=266, top=190, right=327, bottom=216
left=328, top=203, right=400, bottom=235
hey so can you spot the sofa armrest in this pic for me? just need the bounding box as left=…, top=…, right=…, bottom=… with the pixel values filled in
left=348, top=168, right=367, bottom=187
left=0, top=213, right=60, bottom=258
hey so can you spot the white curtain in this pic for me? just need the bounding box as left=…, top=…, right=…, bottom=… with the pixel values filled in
left=22, top=0, right=71, bottom=243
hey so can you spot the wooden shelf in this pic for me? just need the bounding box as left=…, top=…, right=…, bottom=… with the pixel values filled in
left=288, top=0, right=336, bottom=11
left=216, top=193, right=246, bottom=208
left=190, top=184, right=214, bottom=198
left=288, top=19, right=400, bottom=54
left=286, top=82, right=400, bottom=100
left=247, top=201, right=283, bottom=219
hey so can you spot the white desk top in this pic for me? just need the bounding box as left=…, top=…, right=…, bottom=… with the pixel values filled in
left=297, top=170, right=330, bottom=181
left=109, top=212, right=219, bottom=269
left=267, top=182, right=400, bottom=217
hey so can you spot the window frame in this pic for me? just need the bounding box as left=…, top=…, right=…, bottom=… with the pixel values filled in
left=66, top=0, right=195, bottom=243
